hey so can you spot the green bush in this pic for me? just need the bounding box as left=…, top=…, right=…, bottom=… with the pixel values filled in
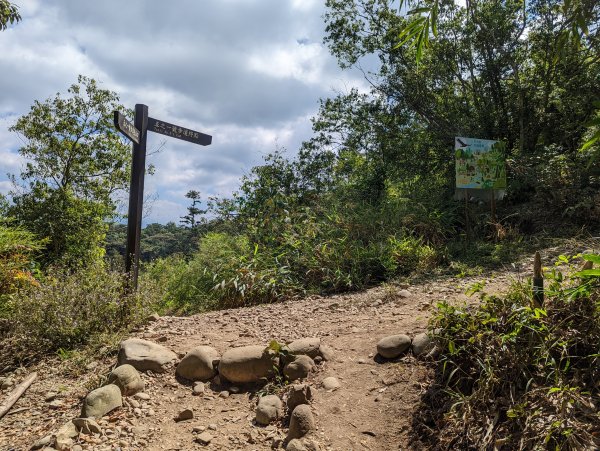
left=0, top=221, right=45, bottom=314
left=417, top=254, right=600, bottom=449
left=0, top=264, right=162, bottom=368
left=146, top=232, right=298, bottom=313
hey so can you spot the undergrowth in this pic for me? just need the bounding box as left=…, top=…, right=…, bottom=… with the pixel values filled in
left=415, top=253, right=600, bottom=450
left=0, top=264, right=162, bottom=370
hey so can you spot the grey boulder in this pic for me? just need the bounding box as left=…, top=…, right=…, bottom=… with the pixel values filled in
left=286, top=384, right=313, bottom=412
left=176, top=346, right=220, bottom=381
left=219, top=345, right=279, bottom=384
left=255, top=394, right=283, bottom=425
left=376, top=334, right=411, bottom=359
left=288, top=404, right=316, bottom=440
left=284, top=355, right=316, bottom=381
left=81, top=384, right=122, bottom=418
left=412, top=332, right=435, bottom=357
left=287, top=338, right=321, bottom=359
left=117, top=338, right=177, bottom=373
left=107, top=364, right=144, bottom=396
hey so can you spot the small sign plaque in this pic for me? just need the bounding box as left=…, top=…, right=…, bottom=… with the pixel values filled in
left=113, top=111, right=140, bottom=144
left=147, top=117, right=212, bottom=146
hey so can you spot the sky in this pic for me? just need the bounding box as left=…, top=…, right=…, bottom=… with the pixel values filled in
left=0, top=0, right=369, bottom=224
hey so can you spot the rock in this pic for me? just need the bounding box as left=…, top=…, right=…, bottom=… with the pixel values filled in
left=133, top=392, right=150, bottom=401
left=412, top=332, right=435, bottom=357
left=376, top=334, right=411, bottom=359
left=219, top=390, right=230, bottom=398
left=196, top=432, right=213, bottom=445
left=81, top=384, right=122, bottom=418
left=54, top=421, right=77, bottom=451
left=398, top=289, right=411, bottom=298
left=117, top=338, right=177, bottom=373
left=284, top=355, right=316, bottom=381
left=107, top=364, right=144, bottom=396
left=147, top=313, right=160, bottom=322
left=286, top=384, right=313, bottom=412
left=54, top=435, right=73, bottom=451
left=175, top=408, right=194, bottom=422
left=72, top=445, right=83, bottom=451
left=1, top=377, right=14, bottom=389
left=31, top=435, right=53, bottom=450
left=176, top=346, right=220, bottom=381
left=288, top=405, right=315, bottom=440
left=48, top=399, right=63, bottom=409
left=287, top=439, right=307, bottom=451
left=192, top=381, right=205, bottom=395
left=219, top=345, right=279, bottom=384
left=287, top=338, right=321, bottom=359
left=287, top=437, right=320, bottom=451
left=318, top=344, right=335, bottom=362
left=255, top=395, right=283, bottom=425
left=72, top=417, right=102, bottom=435
left=321, top=377, right=340, bottom=391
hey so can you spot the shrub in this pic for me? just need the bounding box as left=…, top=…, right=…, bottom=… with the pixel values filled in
left=0, top=221, right=44, bottom=314
left=0, top=264, right=162, bottom=368
left=416, top=254, right=600, bottom=449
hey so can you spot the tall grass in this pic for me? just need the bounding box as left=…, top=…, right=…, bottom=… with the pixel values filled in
left=415, top=254, right=600, bottom=449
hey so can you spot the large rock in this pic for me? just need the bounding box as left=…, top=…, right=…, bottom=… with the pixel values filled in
left=287, top=338, right=321, bottom=359
left=321, top=377, right=340, bottom=391
left=376, top=334, right=411, bottom=359
left=107, top=364, right=144, bottom=396
left=318, top=344, right=335, bottom=362
left=412, top=332, right=435, bottom=357
left=286, top=384, right=313, bottom=412
left=219, top=345, right=279, bottom=384
left=288, top=404, right=315, bottom=440
left=117, top=338, right=177, bottom=373
left=176, top=346, right=220, bottom=381
left=255, top=395, right=283, bottom=425
left=284, top=355, right=316, bottom=382
left=81, top=384, right=122, bottom=418
left=55, top=421, right=77, bottom=450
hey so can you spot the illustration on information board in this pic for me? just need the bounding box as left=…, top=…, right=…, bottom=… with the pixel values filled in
left=455, top=137, right=506, bottom=189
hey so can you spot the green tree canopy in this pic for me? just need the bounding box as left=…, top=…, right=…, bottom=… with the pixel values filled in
left=0, top=0, right=20, bottom=31
left=8, top=75, right=132, bottom=267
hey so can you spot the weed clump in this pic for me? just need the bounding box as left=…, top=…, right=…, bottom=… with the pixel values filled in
left=416, top=254, right=600, bottom=450
left=0, top=264, right=162, bottom=369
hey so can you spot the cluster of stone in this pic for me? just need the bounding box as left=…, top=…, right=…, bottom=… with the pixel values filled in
left=34, top=324, right=335, bottom=450
left=375, top=331, right=438, bottom=359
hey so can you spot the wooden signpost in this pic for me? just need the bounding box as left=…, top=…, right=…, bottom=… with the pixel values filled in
left=114, top=105, right=212, bottom=290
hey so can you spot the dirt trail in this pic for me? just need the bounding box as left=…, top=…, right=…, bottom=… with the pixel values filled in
left=0, top=258, right=541, bottom=451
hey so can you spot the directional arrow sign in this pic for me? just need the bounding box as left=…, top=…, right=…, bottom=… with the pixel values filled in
left=114, top=104, right=213, bottom=291
left=147, top=117, right=212, bottom=146
left=114, top=111, right=140, bottom=144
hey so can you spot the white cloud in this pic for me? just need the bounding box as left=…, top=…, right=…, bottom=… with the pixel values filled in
left=0, top=0, right=367, bottom=223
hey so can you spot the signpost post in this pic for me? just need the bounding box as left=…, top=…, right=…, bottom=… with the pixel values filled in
left=114, top=105, right=212, bottom=290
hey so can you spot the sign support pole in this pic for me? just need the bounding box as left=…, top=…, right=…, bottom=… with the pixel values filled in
left=490, top=189, right=497, bottom=223
left=115, top=104, right=211, bottom=291
left=125, top=104, right=148, bottom=290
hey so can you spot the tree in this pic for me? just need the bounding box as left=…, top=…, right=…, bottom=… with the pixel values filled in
left=320, top=0, right=599, bottom=222
left=180, top=190, right=207, bottom=230
left=0, top=0, right=20, bottom=31
left=9, top=75, right=131, bottom=267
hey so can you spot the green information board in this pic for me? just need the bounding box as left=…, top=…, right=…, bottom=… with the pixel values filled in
left=455, top=137, right=506, bottom=189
